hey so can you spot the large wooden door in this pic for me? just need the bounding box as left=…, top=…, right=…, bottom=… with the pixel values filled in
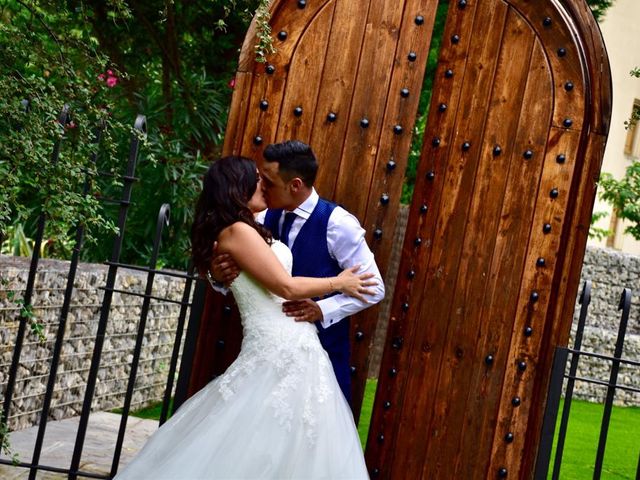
left=187, top=0, right=611, bottom=477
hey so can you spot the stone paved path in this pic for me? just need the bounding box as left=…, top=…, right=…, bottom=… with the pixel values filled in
left=0, top=412, right=157, bottom=479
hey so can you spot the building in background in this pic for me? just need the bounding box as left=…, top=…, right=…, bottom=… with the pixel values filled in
left=589, top=0, right=640, bottom=254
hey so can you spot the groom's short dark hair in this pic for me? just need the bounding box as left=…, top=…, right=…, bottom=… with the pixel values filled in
left=263, top=140, right=318, bottom=187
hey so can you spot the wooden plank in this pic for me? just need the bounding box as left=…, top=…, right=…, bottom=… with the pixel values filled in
left=487, top=127, right=583, bottom=478
left=421, top=8, right=535, bottom=478
left=331, top=0, right=406, bottom=219
left=387, top=3, right=509, bottom=478
left=455, top=37, right=553, bottom=479
left=310, top=0, right=371, bottom=198
left=349, top=0, right=440, bottom=423
left=223, top=71, right=254, bottom=156
left=276, top=1, right=336, bottom=143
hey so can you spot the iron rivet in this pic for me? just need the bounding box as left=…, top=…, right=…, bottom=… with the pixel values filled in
left=543, top=17, right=552, bottom=27
left=360, top=118, right=370, bottom=128
left=550, top=188, right=559, bottom=198
left=277, top=31, right=288, bottom=41
left=217, top=339, right=225, bottom=349
left=523, top=150, right=533, bottom=160
left=387, top=160, right=397, bottom=171
left=402, top=302, right=409, bottom=312
left=355, top=331, right=365, bottom=341
left=462, top=141, right=471, bottom=151
left=223, top=305, right=232, bottom=315
left=493, top=145, right=502, bottom=156
left=563, top=118, right=573, bottom=128
left=294, top=106, right=303, bottom=117
left=380, top=194, right=390, bottom=205
left=253, top=135, right=263, bottom=145
left=557, top=48, right=567, bottom=57
left=564, top=81, right=574, bottom=91
left=536, top=257, right=546, bottom=267
left=426, top=171, right=436, bottom=181
left=451, top=34, right=460, bottom=44
left=530, top=291, right=539, bottom=303
left=432, top=137, right=441, bottom=147
left=407, top=270, right=416, bottom=279
left=458, top=0, right=467, bottom=8
left=389, top=367, right=398, bottom=377
left=374, top=228, right=383, bottom=239
left=524, top=326, right=533, bottom=337
left=518, top=361, right=527, bottom=372
left=512, top=397, right=521, bottom=407
left=543, top=223, right=552, bottom=234
left=420, top=204, right=428, bottom=214
left=327, top=112, right=337, bottom=122
left=556, top=154, right=566, bottom=164
left=505, top=432, right=514, bottom=443
left=350, top=365, right=356, bottom=375
left=415, top=15, right=424, bottom=25
left=392, top=337, right=404, bottom=349
left=378, top=434, right=385, bottom=443
left=498, top=467, right=508, bottom=478
left=265, top=64, right=275, bottom=75
left=439, top=103, right=447, bottom=112
left=297, top=0, right=306, bottom=8
left=372, top=468, right=380, bottom=477
left=383, top=401, right=392, bottom=410
left=414, top=237, right=422, bottom=247
left=485, top=355, right=494, bottom=366
left=445, top=69, right=454, bottom=78
left=394, top=125, right=403, bottom=135
left=259, top=100, right=269, bottom=111
left=401, top=88, right=410, bottom=98
left=408, top=51, right=417, bottom=62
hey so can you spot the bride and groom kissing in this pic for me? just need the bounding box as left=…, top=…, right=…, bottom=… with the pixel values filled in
left=115, top=140, right=385, bottom=479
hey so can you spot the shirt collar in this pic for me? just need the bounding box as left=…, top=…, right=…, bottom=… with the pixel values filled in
left=289, top=188, right=318, bottom=220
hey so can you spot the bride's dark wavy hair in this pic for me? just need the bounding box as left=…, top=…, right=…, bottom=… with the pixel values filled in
left=191, top=156, right=272, bottom=275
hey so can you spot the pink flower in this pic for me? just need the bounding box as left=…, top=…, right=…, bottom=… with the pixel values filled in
left=68, top=121, right=77, bottom=129
left=106, top=76, right=118, bottom=88
left=107, top=69, right=114, bottom=76
left=228, top=77, right=236, bottom=89
left=97, top=73, right=105, bottom=81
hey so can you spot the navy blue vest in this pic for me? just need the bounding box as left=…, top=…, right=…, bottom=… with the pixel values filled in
left=264, top=198, right=352, bottom=403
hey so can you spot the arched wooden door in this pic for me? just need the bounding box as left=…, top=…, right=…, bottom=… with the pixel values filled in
left=186, top=0, right=611, bottom=478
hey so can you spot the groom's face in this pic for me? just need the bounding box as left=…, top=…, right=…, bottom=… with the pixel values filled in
left=260, top=161, right=297, bottom=210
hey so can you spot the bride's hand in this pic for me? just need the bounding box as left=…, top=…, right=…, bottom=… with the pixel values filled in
left=335, top=265, right=377, bottom=301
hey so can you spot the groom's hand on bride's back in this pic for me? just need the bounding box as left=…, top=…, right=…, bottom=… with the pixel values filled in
left=210, top=241, right=241, bottom=287
left=283, top=299, right=323, bottom=323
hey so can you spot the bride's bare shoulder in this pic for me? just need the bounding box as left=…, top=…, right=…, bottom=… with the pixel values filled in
left=218, top=222, right=260, bottom=249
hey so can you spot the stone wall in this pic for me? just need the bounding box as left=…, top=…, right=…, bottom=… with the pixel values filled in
left=0, top=255, right=191, bottom=431
left=369, top=206, right=640, bottom=406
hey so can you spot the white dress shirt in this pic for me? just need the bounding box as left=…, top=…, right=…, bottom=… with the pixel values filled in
left=256, top=188, right=385, bottom=329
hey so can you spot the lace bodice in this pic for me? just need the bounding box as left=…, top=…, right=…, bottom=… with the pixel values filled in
left=218, top=241, right=333, bottom=442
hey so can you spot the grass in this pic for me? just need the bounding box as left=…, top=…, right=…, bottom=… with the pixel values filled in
left=120, top=382, right=640, bottom=479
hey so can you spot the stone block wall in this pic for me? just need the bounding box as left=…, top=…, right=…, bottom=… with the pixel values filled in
left=0, top=255, right=191, bottom=431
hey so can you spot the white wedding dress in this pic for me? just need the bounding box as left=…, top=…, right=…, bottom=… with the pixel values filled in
left=115, top=240, right=369, bottom=479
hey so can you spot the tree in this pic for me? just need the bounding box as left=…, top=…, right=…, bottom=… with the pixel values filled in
left=595, top=68, right=640, bottom=242
left=0, top=0, right=269, bottom=268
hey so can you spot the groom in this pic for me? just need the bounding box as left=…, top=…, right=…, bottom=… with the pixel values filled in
left=212, top=140, right=385, bottom=403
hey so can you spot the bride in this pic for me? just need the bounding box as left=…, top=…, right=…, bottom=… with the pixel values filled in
left=114, top=156, right=373, bottom=479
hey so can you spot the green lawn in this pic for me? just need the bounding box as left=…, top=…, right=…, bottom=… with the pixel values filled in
left=123, top=381, right=640, bottom=479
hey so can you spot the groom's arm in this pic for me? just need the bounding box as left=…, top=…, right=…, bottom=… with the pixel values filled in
left=315, top=207, right=385, bottom=328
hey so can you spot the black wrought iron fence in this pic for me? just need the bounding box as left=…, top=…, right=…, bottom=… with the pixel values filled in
left=535, top=280, right=640, bottom=480
left=0, top=105, right=205, bottom=479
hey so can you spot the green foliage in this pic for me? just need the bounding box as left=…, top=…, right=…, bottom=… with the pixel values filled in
left=0, top=414, right=20, bottom=466
left=588, top=211, right=612, bottom=241
left=599, top=162, right=640, bottom=241
left=0, top=0, right=269, bottom=269
left=586, top=0, right=616, bottom=21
